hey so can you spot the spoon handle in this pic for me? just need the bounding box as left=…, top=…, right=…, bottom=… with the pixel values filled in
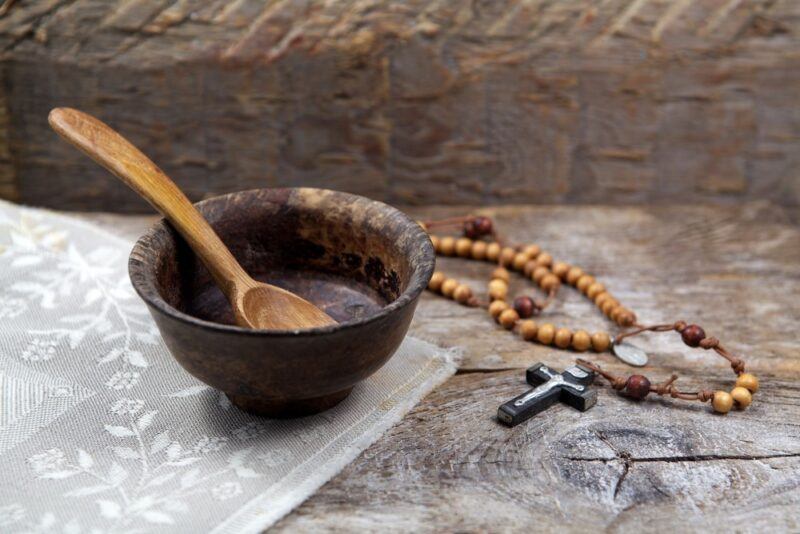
left=48, top=107, right=250, bottom=295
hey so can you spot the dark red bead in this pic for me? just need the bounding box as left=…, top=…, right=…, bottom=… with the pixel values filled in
left=513, top=296, right=536, bottom=318
left=473, top=216, right=493, bottom=236
left=624, top=375, right=651, bottom=400
left=681, top=324, right=706, bottom=347
left=463, top=220, right=479, bottom=239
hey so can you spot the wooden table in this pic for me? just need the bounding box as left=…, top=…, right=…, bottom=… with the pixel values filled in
left=83, top=202, right=800, bottom=531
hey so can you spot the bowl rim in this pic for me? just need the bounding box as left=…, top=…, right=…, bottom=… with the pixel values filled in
left=128, top=187, right=435, bottom=337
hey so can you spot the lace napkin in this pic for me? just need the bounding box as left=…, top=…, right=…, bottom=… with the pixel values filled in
left=0, top=200, right=457, bottom=533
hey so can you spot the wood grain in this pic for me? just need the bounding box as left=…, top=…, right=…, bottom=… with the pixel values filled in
left=79, top=202, right=800, bottom=531
left=2, top=0, right=800, bottom=211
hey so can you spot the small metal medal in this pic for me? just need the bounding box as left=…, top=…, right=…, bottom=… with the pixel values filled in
left=612, top=340, right=648, bottom=367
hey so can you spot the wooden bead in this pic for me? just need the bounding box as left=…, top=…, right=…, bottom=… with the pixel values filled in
left=488, top=300, right=508, bottom=318
left=536, top=252, right=553, bottom=267
left=470, top=240, right=488, bottom=261
left=523, top=244, right=541, bottom=257
left=540, top=273, right=561, bottom=292
left=571, top=330, right=591, bottom=352
left=537, top=323, right=556, bottom=345
left=621, top=312, right=637, bottom=327
left=566, top=267, right=584, bottom=285
left=512, top=252, right=530, bottom=271
left=417, top=221, right=428, bottom=231
left=712, top=391, right=734, bottom=414
left=488, top=279, right=508, bottom=301
left=486, top=242, right=501, bottom=262
left=680, top=324, right=706, bottom=347
left=531, top=268, right=548, bottom=285
left=499, top=247, right=516, bottom=267
left=491, top=267, right=510, bottom=283
left=532, top=266, right=549, bottom=283
left=428, top=271, right=446, bottom=292
left=455, top=237, right=473, bottom=258
left=523, top=260, right=539, bottom=277
left=554, top=327, right=572, bottom=348
left=453, top=284, right=473, bottom=303
left=513, top=296, right=536, bottom=318
left=576, top=275, right=595, bottom=293
left=731, top=386, right=752, bottom=409
left=429, top=235, right=441, bottom=253
left=462, top=219, right=480, bottom=239
left=615, top=309, right=637, bottom=327
left=472, top=216, right=493, bottom=236
left=440, top=236, right=456, bottom=256
left=600, top=300, right=618, bottom=316
left=594, top=292, right=613, bottom=307
left=586, top=282, right=606, bottom=300
left=552, top=262, right=570, bottom=279
left=520, top=320, right=538, bottom=341
left=441, top=278, right=458, bottom=298
left=624, top=375, right=651, bottom=400
left=591, top=332, right=611, bottom=352
left=735, top=373, right=759, bottom=393
left=499, top=308, right=519, bottom=329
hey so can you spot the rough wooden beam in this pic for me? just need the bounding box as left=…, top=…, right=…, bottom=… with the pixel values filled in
left=2, top=0, right=798, bottom=212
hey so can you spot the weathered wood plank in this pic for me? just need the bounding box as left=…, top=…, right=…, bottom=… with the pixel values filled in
left=76, top=202, right=800, bottom=530
left=2, top=0, right=800, bottom=211
left=274, top=368, right=800, bottom=532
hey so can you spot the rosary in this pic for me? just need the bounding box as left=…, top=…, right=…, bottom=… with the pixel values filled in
left=420, top=215, right=759, bottom=426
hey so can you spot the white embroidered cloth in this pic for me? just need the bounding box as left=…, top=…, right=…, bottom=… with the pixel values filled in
left=0, top=200, right=457, bottom=533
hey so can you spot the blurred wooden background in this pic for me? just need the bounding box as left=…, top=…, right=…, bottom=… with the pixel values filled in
left=1, top=0, right=798, bottom=212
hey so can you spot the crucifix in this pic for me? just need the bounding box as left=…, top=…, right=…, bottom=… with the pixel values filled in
left=497, top=362, right=597, bottom=426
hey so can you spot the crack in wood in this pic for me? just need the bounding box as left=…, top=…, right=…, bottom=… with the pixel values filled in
left=564, top=452, right=800, bottom=463
left=614, top=452, right=631, bottom=500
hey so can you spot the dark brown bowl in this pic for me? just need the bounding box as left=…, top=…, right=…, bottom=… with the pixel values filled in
left=128, top=188, right=435, bottom=417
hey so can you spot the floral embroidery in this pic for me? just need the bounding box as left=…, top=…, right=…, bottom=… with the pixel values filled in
left=109, top=398, right=145, bottom=416
left=27, top=448, right=68, bottom=476
left=0, top=296, right=27, bottom=319
left=259, top=448, right=293, bottom=467
left=1, top=210, right=154, bottom=390
left=192, top=436, right=228, bottom=454
left=211, top=482, right=243, bottom=501
left=24, top=404, right=262, bottom=528
left=105, top=371, right=140, bottom=390
left=232, top=422, right=269, bottom=441
left=19, top=338, right=57, bottom=362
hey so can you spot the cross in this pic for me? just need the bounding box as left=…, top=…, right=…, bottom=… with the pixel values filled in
left=497, top=362, right=597, bottom=427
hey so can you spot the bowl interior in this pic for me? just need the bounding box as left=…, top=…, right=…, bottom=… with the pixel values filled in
left=148, top=189, right=426, bottom=327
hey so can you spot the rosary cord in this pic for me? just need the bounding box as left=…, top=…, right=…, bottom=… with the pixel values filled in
left=615, top=320, right=747, bottom=375
left=576, top=359, right=715, bottom=403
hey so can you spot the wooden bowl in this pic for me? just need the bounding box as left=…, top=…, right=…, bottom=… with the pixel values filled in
left=129, top=188, right=435, bottom=417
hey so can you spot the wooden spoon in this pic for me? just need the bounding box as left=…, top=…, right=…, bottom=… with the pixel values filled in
left=48, top=107, right=337, bottom=330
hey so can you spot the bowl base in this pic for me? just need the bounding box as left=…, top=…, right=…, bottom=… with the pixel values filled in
left=227, top=387, right=354, bottom=418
